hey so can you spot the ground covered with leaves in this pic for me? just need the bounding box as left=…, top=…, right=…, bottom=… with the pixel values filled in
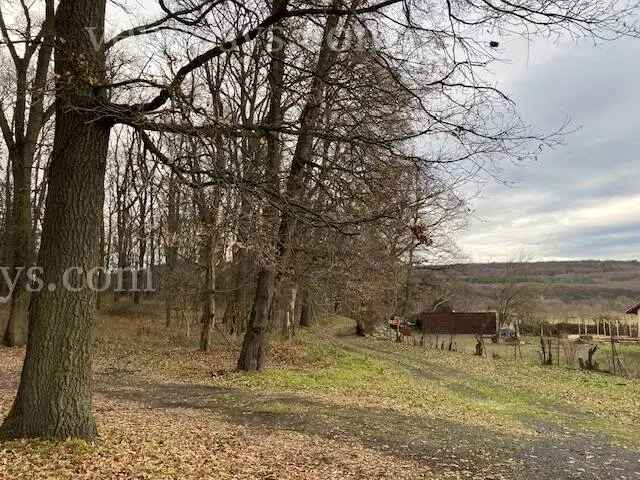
left=1, top=307, right=640, bottom=479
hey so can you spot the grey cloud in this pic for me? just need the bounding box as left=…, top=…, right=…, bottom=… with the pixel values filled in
left=458, top=37, right=640, bottom=261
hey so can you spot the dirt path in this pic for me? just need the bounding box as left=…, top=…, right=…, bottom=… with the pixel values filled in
left=90, top=365, right=640, bottom=479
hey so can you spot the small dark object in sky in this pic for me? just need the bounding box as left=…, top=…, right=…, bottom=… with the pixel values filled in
left=489, top=40, right=499, bottom=48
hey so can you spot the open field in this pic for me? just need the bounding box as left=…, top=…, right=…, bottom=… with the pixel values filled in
left=2, top=306, right=640, bottom=479
left=392, top=332, right=640, bottom=379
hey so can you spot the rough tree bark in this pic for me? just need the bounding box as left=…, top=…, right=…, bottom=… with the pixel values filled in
left=0, top=0, right=110, bottom=440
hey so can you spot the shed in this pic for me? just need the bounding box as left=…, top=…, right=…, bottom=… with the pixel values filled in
left=625, top=302, right=640, bottom=338
left=625, top=303, right=640, bottom=315
left=418, top=311, right=497, bottom=335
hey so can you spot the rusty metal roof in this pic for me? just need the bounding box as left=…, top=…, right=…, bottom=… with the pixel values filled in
left=625, top=303, right=640, bottom=315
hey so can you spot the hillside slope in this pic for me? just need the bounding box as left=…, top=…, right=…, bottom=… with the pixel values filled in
left=414, top=260, right=640, bottom=315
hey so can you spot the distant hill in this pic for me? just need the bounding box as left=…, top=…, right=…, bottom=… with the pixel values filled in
left=413, top=260, right=640, bottom=315
left=446, top=260, right=640, bottom=277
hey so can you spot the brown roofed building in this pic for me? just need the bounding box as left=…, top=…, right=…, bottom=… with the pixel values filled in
left=625, top=302, right=640, bottom=338
left=626, top=303, right=640, bottom=315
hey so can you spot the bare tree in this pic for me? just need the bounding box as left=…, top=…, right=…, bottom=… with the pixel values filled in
left=490, top=255, right=540, bottom=339
left=0, top=0, right=55, bottom=346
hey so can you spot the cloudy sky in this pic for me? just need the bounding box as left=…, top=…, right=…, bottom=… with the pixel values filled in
left=456, top=35, right=640, bottom=262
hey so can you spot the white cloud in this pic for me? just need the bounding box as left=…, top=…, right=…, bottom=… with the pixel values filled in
left=460, top=195, right=640, bottom=261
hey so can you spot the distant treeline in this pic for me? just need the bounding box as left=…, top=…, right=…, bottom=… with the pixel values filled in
left=426, top=260, right=640, bottom=277
left=465, top=275, right=595, bottom=285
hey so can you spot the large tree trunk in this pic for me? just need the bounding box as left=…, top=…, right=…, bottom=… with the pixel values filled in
left=238, top=267, right=275, bottom=371
left=0, top=0, right=110, bottom=440
left=237, top=0, right=289, bottom=371
left=3, top=148, right=32, bottom=347
left=299, top=290, right=314, bottom=328
left=199, top=235, right=216, bottom=352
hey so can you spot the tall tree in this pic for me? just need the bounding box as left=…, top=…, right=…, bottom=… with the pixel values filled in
left=0, top=0, right=55, bottom=346
left=237, top=0, right=290, bottom=371
left=0, top=0, right=110, bottom=439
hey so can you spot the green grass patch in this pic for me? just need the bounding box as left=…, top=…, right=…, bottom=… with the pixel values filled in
left=236, top=350, right=387, bottom=393
left=218, top=326, right=640, bottom=447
